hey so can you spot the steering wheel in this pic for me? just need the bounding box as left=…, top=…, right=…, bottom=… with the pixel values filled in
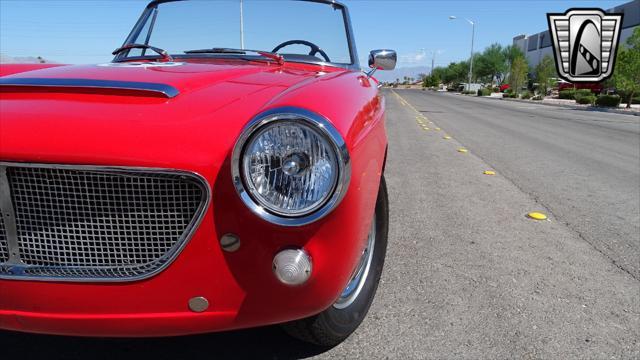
left=271, top=40, right=331, bottom=62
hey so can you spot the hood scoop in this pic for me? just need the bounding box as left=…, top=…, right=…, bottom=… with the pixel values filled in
left=0, top=77, right=179, bottom=98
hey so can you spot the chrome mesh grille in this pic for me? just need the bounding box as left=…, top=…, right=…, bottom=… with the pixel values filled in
left=0, top=214, right=7, bottom=263
left=0, top=164, right=208, bottom=281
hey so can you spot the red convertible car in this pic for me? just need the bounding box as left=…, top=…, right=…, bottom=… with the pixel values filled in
left=0, top=0, right=395, bottom=346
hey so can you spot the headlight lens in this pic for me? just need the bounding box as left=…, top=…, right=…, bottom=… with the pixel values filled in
left=243, top=120, right=338, bottom=216
left=232, top=108, right=350, bottom=226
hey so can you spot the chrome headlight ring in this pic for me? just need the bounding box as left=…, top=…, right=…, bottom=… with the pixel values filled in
left=231, top=107, right=351, bottom=227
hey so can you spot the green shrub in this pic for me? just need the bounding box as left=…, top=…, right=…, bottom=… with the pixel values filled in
left=531, top=95, right=544, bottom=101
left=521, top=91, right=532, bottom=100
left=493, top=86, right=501, bottom=93
left=595, top=94, right=621, bottom=107
left=462, top=90, right=475, bottom=95
left=620, top=92, right=640, bottom=104
left=559, top=89, right=575, bottom=99
left=615, top=90, right=639, bottom=104
left=575, top=89, right=594, bottom=97
left=576, top=95, right=596, bottom=105
left=504, top=93, right=518, bottom=98
left=477, top=88, right=492, bottom=96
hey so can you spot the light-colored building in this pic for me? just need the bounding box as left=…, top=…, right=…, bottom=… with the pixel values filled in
left=513, top=0, right=639, bottom=68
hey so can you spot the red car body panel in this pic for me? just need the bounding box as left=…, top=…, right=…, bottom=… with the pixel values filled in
left=0, top=63, right=66, bottom=77
left=0, top=60, right=387, bottom=336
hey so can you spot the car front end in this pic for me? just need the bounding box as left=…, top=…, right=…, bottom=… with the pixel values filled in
left=0, top=0, right=395, bottom=345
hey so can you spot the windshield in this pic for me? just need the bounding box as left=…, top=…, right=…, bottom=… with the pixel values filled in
left=117, top=0, right=357, bottom=67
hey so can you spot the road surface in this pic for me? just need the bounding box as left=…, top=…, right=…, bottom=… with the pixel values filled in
left=2, top=90, right=639, bottom=359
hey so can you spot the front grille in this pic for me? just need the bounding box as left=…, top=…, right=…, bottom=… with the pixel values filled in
left=0, top=163, right=209, bottom=281
left=0, top=216, right=7, bottom=263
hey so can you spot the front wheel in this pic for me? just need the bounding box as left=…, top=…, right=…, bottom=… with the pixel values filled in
left=282, top=176, right=389, bottom=347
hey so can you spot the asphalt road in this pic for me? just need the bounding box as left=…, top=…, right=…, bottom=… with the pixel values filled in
left=2, top=90, right=639, bottom=359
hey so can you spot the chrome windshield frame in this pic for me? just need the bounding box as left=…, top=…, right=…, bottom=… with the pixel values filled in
left=114, top=0, right=360, bottom=71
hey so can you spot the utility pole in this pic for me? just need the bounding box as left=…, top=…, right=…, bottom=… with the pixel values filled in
left=469, top=21, right=475, bottom=92
left=431, top=52, right=435, bottom=75
left=240, top=0, right=245, bottom=49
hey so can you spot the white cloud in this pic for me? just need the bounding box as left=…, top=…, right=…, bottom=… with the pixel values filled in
left=399, top=51, right=427, bottom=65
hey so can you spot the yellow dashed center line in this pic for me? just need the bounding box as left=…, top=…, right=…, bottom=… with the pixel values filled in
left=389, top=91, right=536, bottom=225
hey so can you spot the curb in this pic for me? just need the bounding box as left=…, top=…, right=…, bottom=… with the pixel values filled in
left=389, top=89, right=639, bottom=117
left=482, top=95, right=639, bottom=117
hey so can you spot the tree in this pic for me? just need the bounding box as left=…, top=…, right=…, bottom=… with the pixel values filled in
left=613, top=27, right=640, bottom=108
left=502, top=45, right=525, bottom=83
left=534, top=55, right=556, bottom=96
left=475, top=43, right=506, bottom=85
left=441, top=61, right=469, bottom=84
left=509, top=55, right=528, bottom=95
left=422, top=74, right=441, bottom=88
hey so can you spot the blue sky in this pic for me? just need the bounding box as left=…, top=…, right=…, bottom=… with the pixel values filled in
left=0, top=0, right=626, bottom=68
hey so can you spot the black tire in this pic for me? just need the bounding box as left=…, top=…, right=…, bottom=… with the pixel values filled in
left=282, top=176, right=389, bottom=347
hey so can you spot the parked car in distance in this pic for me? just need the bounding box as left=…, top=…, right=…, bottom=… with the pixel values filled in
left=499, top=84, right=511, bottom=92
left=0, top=0, right=396, bottom=347
left=557, top=79, right=604, bottom=94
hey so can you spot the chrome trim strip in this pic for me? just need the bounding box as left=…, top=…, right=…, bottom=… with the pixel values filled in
left=231, top=107, right=351, bottom=227
left=0, top=162, right=211, bottom=283
left=0, top=78, right=180, bottom=98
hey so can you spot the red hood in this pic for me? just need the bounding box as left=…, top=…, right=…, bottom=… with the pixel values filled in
left=0, top=59, right=354, bottom=170
left=1, top=60, right=341, bottom=98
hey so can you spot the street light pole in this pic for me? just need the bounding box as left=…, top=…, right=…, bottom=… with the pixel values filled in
left=420, top=48, right=437, bottom=76
left=469, top=20, right=475, bottom=92
left=449, top=16, right=476, bottom=92
left=431, top=51, right=436, bottom=76
left=240, top=0, right=245, bottom=49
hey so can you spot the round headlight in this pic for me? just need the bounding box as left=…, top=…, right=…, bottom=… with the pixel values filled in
left=232, top=107, right=350, bottom=226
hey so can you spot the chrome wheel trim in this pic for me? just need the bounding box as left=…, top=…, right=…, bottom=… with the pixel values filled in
left=333, top=215, right=376, bottom=310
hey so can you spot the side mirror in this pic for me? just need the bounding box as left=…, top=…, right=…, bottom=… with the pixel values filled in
left=367, top=49, right=397, bottom=77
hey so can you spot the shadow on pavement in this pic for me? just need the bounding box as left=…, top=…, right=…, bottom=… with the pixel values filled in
left=1, top=326, right=329, bottom=360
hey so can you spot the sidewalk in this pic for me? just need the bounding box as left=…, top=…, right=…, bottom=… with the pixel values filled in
left=482, top=95, right=640, bottom=116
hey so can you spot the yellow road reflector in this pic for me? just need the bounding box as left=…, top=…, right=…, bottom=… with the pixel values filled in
left=457, top=148, right=468, bottom=153
left=527, top=212, right=548, bottom=220
left=435, top=127, right=441, bottom=131
left=423, top=127, right=430, bottom=131
left=443, top=136, right=452, bottom=140
left=483, top=170, right=496, bottom=175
